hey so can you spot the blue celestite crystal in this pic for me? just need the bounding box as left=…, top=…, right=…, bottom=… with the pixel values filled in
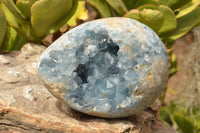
left=37, top=17, right=169, bottom=118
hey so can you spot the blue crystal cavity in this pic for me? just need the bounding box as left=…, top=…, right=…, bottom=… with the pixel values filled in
left=37, top=18, right=169, bottom=118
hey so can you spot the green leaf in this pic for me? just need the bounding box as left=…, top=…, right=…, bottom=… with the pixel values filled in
left=173, top=113, right=194, bottom=133
left=169, top=102, right=176, bottom=113
left=8, top=28, right=25, bottom=50
left=196, top=114, right=200, bottom=130
left=0, top=29, right=9, bottom=51
left=5, top=27, right=24, bottom=51
left=87, top=0, right=112, bottom=17
left=158, top=5, right=177, bottom=34
left=106, top=0, right=128, bottom=16
left=0, top=1, right=32, bottom=42
left=161, top=6, right=200, bottom=43
left=0, top=9, right=6, bottom=47
left=67, top=1, right=88, bottom=26
left=50, top=0, right=78, bottom=33
left=137, top=4, right=159, bottom=10
left=122, top=0, right=137, bottom=10
left=124, top=7, right=164, bottom=32
left=157, top=0, right=192, bottom=10
left=135, top=0, right=158, bottom=8
left=176, top=0, right=200, bottom=19
left=169, top=53, right=179, bottom=77
left=124, top=9, right=140, bottom=20
left=160, top=107, right=170, bottom=122
left=2, top=0, right=29, bottom=24
left=124, top=9, right=140, bottom=19
left=138, top=6, right=164, bottom=32
left=0, top=27, right=25, bottom=51
left=31, top=0, right=74, bottom=38
left=16, top=0, right=37, bottom=19
left=0, top=1, right=20, bottom=28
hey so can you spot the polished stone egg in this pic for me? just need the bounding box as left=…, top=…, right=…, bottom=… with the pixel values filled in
left=37, top=17, right=169, bottom=118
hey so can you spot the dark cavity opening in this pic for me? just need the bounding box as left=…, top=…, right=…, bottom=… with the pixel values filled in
left=97, top=35, right=119, bottom=56
left=74, top=31, right=120, bottom=85
left=75, top=64, right=88, bottom=84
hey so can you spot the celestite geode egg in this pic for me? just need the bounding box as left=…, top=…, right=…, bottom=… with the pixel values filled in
left=37, top=17, right=169, bottom=118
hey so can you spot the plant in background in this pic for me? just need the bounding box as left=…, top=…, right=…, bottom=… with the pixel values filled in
left=67, top=0, right=88, bottom=27
left=0, top=0, right=78, bottom=51
left=163, top=27, right=200, bottom=133
left=160, top=100, right=200, bottom=133
left=0, top=8, right=7, bottom=49
left=0, top=6, right=25, bottom=51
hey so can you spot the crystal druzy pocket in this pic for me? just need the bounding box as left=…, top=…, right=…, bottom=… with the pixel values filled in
left=37, top=17, right=169, bottom=118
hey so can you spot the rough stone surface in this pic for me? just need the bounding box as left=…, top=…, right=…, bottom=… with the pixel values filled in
left=0, top=43, right=177, bottom=133
left=37, top=18, right=169, bottom=118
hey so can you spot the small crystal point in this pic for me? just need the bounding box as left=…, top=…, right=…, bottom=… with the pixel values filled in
left=107, top=81, right=113, bottom=88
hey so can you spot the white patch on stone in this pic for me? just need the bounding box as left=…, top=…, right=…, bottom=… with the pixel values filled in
left=0, top=93, right=15, bottom=106
left=22, top=86, right=34, bottom=101
left=119, top=98, right=131, bottom=108
left=25, top=63, right=37, bottom=74
left=107, top=81, right=113, bottom=88
left=84, top=44, right=97, bottom=57
left=0, top=55, right=10, bottom=64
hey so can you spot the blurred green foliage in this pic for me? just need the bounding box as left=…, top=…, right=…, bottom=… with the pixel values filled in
left=67, top=1, right=88, bottom=27
left=160, top=100, right=200, bottom=133
left=0, top=8, right=6, bottom=48
left=0, top=5, right=25, bottom=51
left=160, top=31, right=200, bottom=133
left=0, top=0, right=78, bottom=51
